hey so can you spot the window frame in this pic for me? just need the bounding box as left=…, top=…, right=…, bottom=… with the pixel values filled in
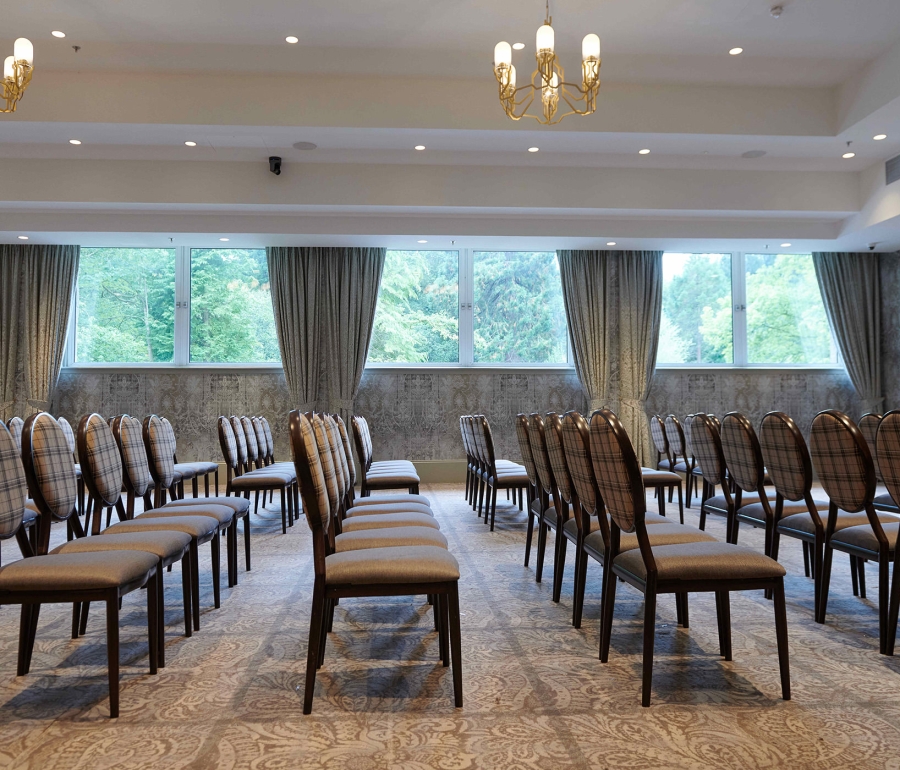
left=655, top=250, right=842, bottom=371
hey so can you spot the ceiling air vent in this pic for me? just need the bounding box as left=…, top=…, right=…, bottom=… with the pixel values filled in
left=886, top=154, right=900, bottom=185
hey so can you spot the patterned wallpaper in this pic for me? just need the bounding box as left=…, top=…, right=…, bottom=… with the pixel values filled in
left=880, top=253, right=900, bottom=410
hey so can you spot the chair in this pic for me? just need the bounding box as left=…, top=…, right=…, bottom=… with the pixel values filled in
left=290, top=410, right=462, bottom=714
left=860, top=413, right=900, bottom=515
left=0, top=412, right=161, bottom=718
left=515, top=413, right=541, bottom=568
left=0, top=421, right=37, bottom=562
left=642, top=416, right=684, bottom=521
left=57, top=415, right=86, bottom=517
left=476, top=416, right=528, bottom=531
left=352, top=415, right=421, bottom=496
left=649, top=415, right=673, bottom=471
left=591, top=408, right=791, bottom=707
left=460, top=416, right=476, bottom=505
left=811, top=409, right=899, bottom=654
left=161, top=417, right=219, bottom=498
left=681, top=414, right=704, bottom=507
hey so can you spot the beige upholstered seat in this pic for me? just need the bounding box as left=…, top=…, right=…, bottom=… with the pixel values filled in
left=614, top=541, right=787, bottom=582
left=325, top=545, right=460, bottom=585
left=107, top=515, right=219, bottom=539
left=335, top=527, right=448, bottom=552
left=142, top=503, right=236, bottom=526
left=345, top=502, right=433, bottom=517
left=585, top=522, right=717, bottom=556
left=0, top=550, right=158, bottom=591
left=563, top=516, right=601, bottom=537
left=352, top=493, right=431, bottom=508
left=831, top=521, right=900, bottom=552
left=52, top=530, right=192, bottom=562
left=341, top=512, right=441, bottom=532
left=738, top=497, right=825, bottom=524
left=777, top=509, right=896, bottom=537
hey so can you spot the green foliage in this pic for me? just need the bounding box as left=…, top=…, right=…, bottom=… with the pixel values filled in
left=473, top=251, right=567, bottom=363
left=369, top=250, right=459, bottom=363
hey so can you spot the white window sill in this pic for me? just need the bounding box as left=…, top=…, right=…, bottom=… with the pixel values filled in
left=655, top=365, right=844, bottom=373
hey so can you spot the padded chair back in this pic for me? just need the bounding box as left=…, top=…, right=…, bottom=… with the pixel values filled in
left=544, top=413, right=573, bottom=505
left=690, top=413, right=727, bottom=487
left=78, top=413, right=124, bottom=508
left=664, top=415, right=686, bottom=459
left=260, top=417, right=276, bottom=462
left=312, top=414, right=340, bottom=522
left=22, top=412, right=78, bottom=523
left=527, top=413, right=557, bottom=498
left=720, top=412, right=765, bottom=494
left=114, top=414, right=153, bottom=497
left=875, top=411, right=900, bottom=508
left=161, top=417, right=178, bottom=459
left=759, top=412, right=812, bottom=502
left=326, top=415, right=351, bottom=499
left=352, top=415, right=373, bottom=471
left=144, top=414, right=177, bottom=490
left=479, top=416, right=500, bottom=476
left=252, top=417, right=268, bottom=464
left=230, top=415, right=249, bottom=469
left=560, top=411, right=598, bottom=517
left=707, top=414, right=721, bottom=430
left=334, top=416, right=357, bottom=488
left=465, top=417, right=482, bottom=467
left=809, top=410, right=874, bottom=514
left=471, top=416, right=489, bottom=468
left=7, top=416, right=24, bottom=454
left=589, top=409, right=646, bottom=534
left=288, top=411, right=331, bottom=539
left=459, top=416, right=471, bottom=461
left=682, top=414, right=696, bottom=460
left=515, top=413, right=539, bottom=486
left=0, top=420, right=27, bottom=539
left=218, top=416, right=239, bottom=471
left=57, top=415, right=76, bottom=457
left=241, top=416, right=260, bottom=465
left=859, top=413, right=883, bottom=482
left=649, top=415, right=668, bottom=458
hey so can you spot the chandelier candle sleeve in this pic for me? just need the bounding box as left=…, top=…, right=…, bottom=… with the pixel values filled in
left=3, top=57, right=12, bottom=80
left=494, top=41, right=512, bottom=69
left=2, top=37, right=34, bottom=113
left=536, top=24, right=555, bottom=53
left=13, top=38, right=33, bottom=64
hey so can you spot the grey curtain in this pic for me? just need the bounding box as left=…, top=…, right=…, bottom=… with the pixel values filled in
left=813, top=252, right=883, bottom=414
left=267, top=247, right=385, bottom=422
left=617, top=251, right=663, bottom=466
left=558, top=250, right=613, bottom=412
left=0, top=245, right=79, bottom=419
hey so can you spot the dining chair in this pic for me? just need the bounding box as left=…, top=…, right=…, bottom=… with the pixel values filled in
left=352, top=415, right=421, bottom=496
left=0, top=421, right=37, bottom=562
left=161, top=417, right=219, bottom=498
left=591, top=408, right=791, bottom=707
left=477, top=416, right=529, bottom=531
left=860, top=412, right=900, bottom=515
left=515, top=413, right=541, bottom=568
left=527, top=413, right=566, bottom=602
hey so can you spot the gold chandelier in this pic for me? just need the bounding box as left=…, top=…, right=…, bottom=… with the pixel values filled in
left=493, top=2, right=600, bottom=125
left=2, top=38, right=34, bottom=113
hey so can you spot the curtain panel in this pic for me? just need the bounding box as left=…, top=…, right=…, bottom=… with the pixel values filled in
left=0, top=244, right=80, bottom=420
left=813, top=252, right=883, bottom=414
left=266, top=247, right=386, bottom=423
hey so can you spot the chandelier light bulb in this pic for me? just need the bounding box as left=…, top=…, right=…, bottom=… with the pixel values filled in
left=14, top=38, right=33, bottom=64
left=536, top=24, right=554, bottom=53
left=494, top=41, right=512, bottom=69
left=582, top=33, right=600, bottom=60
left=3, top=56, right=13, bottom=79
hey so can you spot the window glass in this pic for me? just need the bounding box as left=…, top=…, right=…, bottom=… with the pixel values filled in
left=744, top=253, right=836, bottom=364
left=190, top=249, right=280, bottom=363
left=473, top=251, right=568, bottom=364
left=368, top=250, right=459, bottom=363
left=75, top=248, right=176, bottom=363
left=659, top=253, right=733, bottom=364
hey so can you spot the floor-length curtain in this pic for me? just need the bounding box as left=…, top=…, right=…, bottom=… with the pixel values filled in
left=813, top=252, right=883, bottom=414
left=267, top=247, right=385, bottom=421
left=558, top=250, right=612, bottom=412
left=618, top=251, right=663, bottom=466
left=0, top=244, right=79, bottom=418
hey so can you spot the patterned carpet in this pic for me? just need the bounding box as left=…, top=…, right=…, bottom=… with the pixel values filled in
left=1, top=484, right=900, bottom=769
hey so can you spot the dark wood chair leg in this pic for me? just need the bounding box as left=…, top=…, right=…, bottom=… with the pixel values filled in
left=148, top=572, right=159, bottom=675
left=106, top=592, right=120, bottom=718
left=677, top=484, right=684, bottom=524
left=181, top=553, right=192, bottom=638
left=280, top=488, right=287, bottom=534
left=524, top=511, right=535, bottom=567
left=17, top=603, right=39, bottom=676
left=573, top=543, right=589, bottom=628
left=71, top=602, right=81, bottom=639
left=552, top=527, right=566, bottom=603
left=715, top=591, right=732, bottom=660
left=885, top=549, right=900, bottom=656
left=878, top=558, right=888, bottom=654
left=773, top=580, right=791, bottom=700
left=243, top=514, right=252, bottom=571
left=211, top=533, right=221, bottom=609
left=817, top=546, right=834, bottom=624
left=599, top=563, right=618, bottom=663
left=448, top=584, right=463, bottom=707
left=641, top=589, right=658, bottom=707
left=535, top=520, right=547, bottom=583
left=190, top=539, right=201, bottom=631
left=803, top=542, right=812, bottom=579
left=859, top=558, right=868, bottom=600
left=489, top=486, right=498, bottom=531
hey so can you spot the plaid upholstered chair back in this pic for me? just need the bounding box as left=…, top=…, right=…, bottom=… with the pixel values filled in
left=465, top=417, right=482, bottom=465
left=480, top=417, right=500, bottom=473
left=459, top=417, right=471, bottom=458
left=144, top=415, right=177, bottom=489
left=649, top=415, right=668, bottom=457
left=7, top=417, right=24, bottom=454
left=589, top=409, right=645, bottom=534
left=311, top=415, right=341, bottom=518
left=218, top=416, right=239, bottom=471
left=325, top=416, right=350, bottom=500
left=57, top=416, right=76, bottom=457
left=22, top=412, right=78, bottom=523
left=527, top=413, right=557, bottom=497
left=251, top=417, right=268, bottom=463
left=471, top=416, right=489, bottom=467
left=229, top=416, right=249, bottom=467
left=664, top=415, right=686, bottom=459
left=721, top=412, right=765, bottom=494
left=289, top=411, right=331, bottom=539
left=241, top=416, right=261, bottom=464
left=0, top=420, right=27, bottom=539
left=161, top=418, right=178, bottom=458
left=334, top=416, right=357, bottom=488
left=115, top=415, right=153, bottom=497
left=691, top=414, right=727, bottom=487
left=810, top=410, right=874, bottom=514
left=352, top=416, right=373, bottom=470
left=515, top=413, right=539, bottom=486
left=78, top=413, right=124, bottom=507
left=759, top=412, right=812, bottom=502
left=560, top=411, right=597, bottom=516
left=876, top=411, right=900, bottom=508
left=545, top=413, right=573, bottom=505
left=260, top=417, right=276, bottom=462
left=859, top=413, right=884, bottom=483
left=683, top=415, right=696, bottom=459
left=708, top=414, right=721, bottom=430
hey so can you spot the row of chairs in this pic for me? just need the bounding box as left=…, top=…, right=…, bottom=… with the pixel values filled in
left=0, top=412, right=254, bottom=717
left=287, top=411, right=461, bottom=713
left=351, top=415, right=421, bottom=497
left=459, top=415, right=530, bottom=530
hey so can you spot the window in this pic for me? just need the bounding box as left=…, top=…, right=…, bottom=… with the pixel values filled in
left=75, top=247, right=176, bottom=363
left=369, top=250, right=459, bottom=363
left=473, top=251, right=568, bottom=364
left=658, top=251, right=838, bottom=367
left=368, top=249, right=570, bottom=366
left=190, top=249, right=280, bottom=363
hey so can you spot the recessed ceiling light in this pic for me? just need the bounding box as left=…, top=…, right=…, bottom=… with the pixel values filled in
left=285, top=36, right=299, bottom=44
left=417, top=239, right=428, bottom=244
left=874, top=134, right=888, bottom=141
left=729, top=47, right=743, bottom=55
left=69, top=139, right=81, bottom=145
left=17, top=235, right=28, bottom=240
left=528, top=147, right=539, bottom=153
left=414, top=145, right=425, bottom=151
left=184, top=141, right=197, bottom=147
left=606, top=241, right=616, bottom=246
left=512, top=42, right=526, bottom=50
left=741, top=149, right=767, bottom=159
left=219, top=238, right=230, bottom=242
left=638, top=148, right=650, bottom=155
left=51, top=31, right=66, bottom=38
left=780, top=243, right=792, bottom=248
left=292, top=141, right=317, bottom=150
left=842, top=152, right=856, bottom=159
